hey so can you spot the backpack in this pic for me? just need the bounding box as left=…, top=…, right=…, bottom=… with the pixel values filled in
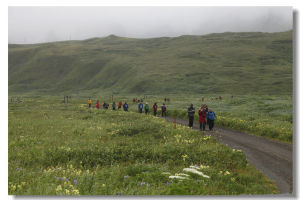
left=208, top=112, right=216, bottom=120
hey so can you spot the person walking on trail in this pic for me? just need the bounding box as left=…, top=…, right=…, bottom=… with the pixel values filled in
left=145, top=103, right=149, bottom=114
left=138, top=102, right=143, bottom=113
left=118, top=101, right=122, bottom=110
left=112, top=101, right=116, bottom=110
left=203, top=104, right=209, bottom=125
left=103, top=102, right=109, bottom=109
left=207, top=109, right=216, bottom=131
left=123, top=102, right=129, bottom=111
left=187, top=104, right=195, bottom=128
left=96, top=100, right=100, bottom=109
left=153, top=103, right=158, bottom=116
left=88, top=98, right=92, bottom=108
left=198, top=107, right=206, bottom=131
left=161, top=103, right=167, bottom=117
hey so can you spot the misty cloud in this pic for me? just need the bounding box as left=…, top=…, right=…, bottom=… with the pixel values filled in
left=8, top=6, right=292, bottom=44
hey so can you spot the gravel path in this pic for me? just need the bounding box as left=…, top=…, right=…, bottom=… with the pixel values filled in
left=164, top=117, right=293, bottom=194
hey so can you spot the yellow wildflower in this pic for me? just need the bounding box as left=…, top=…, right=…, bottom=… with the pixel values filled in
left=72, top=189, right=80, bottom=195
left=56, top=185, right=62, bottom=192
left=182, top=154, right=188, bottom=161
left=65, top=189, right=70, bottom=195
left=76, top=169, right=82, bottom=176
left=11, top=185, right=16, bottom=191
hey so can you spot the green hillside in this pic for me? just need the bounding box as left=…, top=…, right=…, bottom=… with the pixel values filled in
left=8, top=31, right=293, bottom=95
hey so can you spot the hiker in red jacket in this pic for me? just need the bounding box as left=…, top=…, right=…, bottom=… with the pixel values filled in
left=153, top=102, right=158, bottom=116
left=118, top=101, right=122, bottom=109
left=198, top=107, right=206, bottom=131
left=96, top=100, right=100, bottom=109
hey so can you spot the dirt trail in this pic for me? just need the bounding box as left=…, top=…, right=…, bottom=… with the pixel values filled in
left=164, top=117, right=293, bottom=194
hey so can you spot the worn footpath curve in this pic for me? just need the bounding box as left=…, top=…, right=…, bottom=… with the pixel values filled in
left=164, top=117, right=293, bottom=194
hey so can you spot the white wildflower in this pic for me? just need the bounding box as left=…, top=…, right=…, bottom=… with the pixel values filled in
left=190, top=165, right=201, bottom=170
left=183, top=168, right=210, bottom=178
left=178, top=173, right=190, bottom=177
left=169, top=175, right=189, bottom=180
left=224, top=171, right=231, bottom=175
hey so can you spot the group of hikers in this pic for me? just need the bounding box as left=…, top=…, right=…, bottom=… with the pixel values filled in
left=88, top=98, right=216, bottom=131
left=187, top=104, right=216, bottom=131
left=88, top=99, right=129, bottom=111
left=87, top=98, right=167, bottom=116
left=138, top=102, right=167, bottom=117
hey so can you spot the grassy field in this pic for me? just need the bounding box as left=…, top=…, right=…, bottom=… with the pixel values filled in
left=20, top=93, right=291, bottom=143
left=8, top=31, right=292, bottom=95
left=8, top=97, right=278, bottom=195
left=163, top=94, right=293, bottom=143
left=8, top=29, right=292, bottom=195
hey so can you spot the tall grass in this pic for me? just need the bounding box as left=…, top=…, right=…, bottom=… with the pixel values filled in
left=8, top=97, right=278, bottom=195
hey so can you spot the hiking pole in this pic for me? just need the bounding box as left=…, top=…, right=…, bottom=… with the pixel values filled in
left=174, top=115, right=176, bottom=129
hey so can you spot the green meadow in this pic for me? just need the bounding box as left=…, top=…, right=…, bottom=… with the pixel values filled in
left=8, top=97, right=278, bottom=195
left=8, top=30, right=293, bottom=195
left=164, top=94, right=293, bottom=143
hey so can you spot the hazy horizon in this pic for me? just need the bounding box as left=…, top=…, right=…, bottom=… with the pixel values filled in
left=8, top=6, right=293, bottom=44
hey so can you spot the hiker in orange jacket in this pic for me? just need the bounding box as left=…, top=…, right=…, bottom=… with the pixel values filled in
left=88, top=98, right=92, bottom=108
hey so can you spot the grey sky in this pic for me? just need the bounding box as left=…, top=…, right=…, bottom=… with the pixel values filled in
left=8, top=6, right=292, bottom=44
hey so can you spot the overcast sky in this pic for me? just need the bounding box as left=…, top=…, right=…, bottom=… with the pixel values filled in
left=8, top=6, right=292, bottom=44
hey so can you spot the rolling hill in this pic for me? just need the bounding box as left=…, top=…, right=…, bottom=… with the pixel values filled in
left=8, top=31, right=293, bottom=95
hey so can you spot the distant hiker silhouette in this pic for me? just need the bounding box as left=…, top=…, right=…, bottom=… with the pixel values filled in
left=161, top=103, right=167, bottom=117
left=138, top=102, right=143, bottom=113
left=88, top=98, right=92, bottom=108
left=187, top=104, right=195, bottom=127
left=123, top=102, right=129, bottom=111
left=96, top=100, right=100, bottom=109
left=118, top=101, right=122, bottom=109
left=145, top=103, right=149, bottom=114
left=153, top=103, right=158, bottom=116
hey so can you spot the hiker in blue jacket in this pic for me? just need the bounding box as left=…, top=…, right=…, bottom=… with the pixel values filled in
left=207, top=109, right=216, bottom=131
left=138, top=102, right=143, bottom=113
left=123, top=102, right=129, bottom=111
